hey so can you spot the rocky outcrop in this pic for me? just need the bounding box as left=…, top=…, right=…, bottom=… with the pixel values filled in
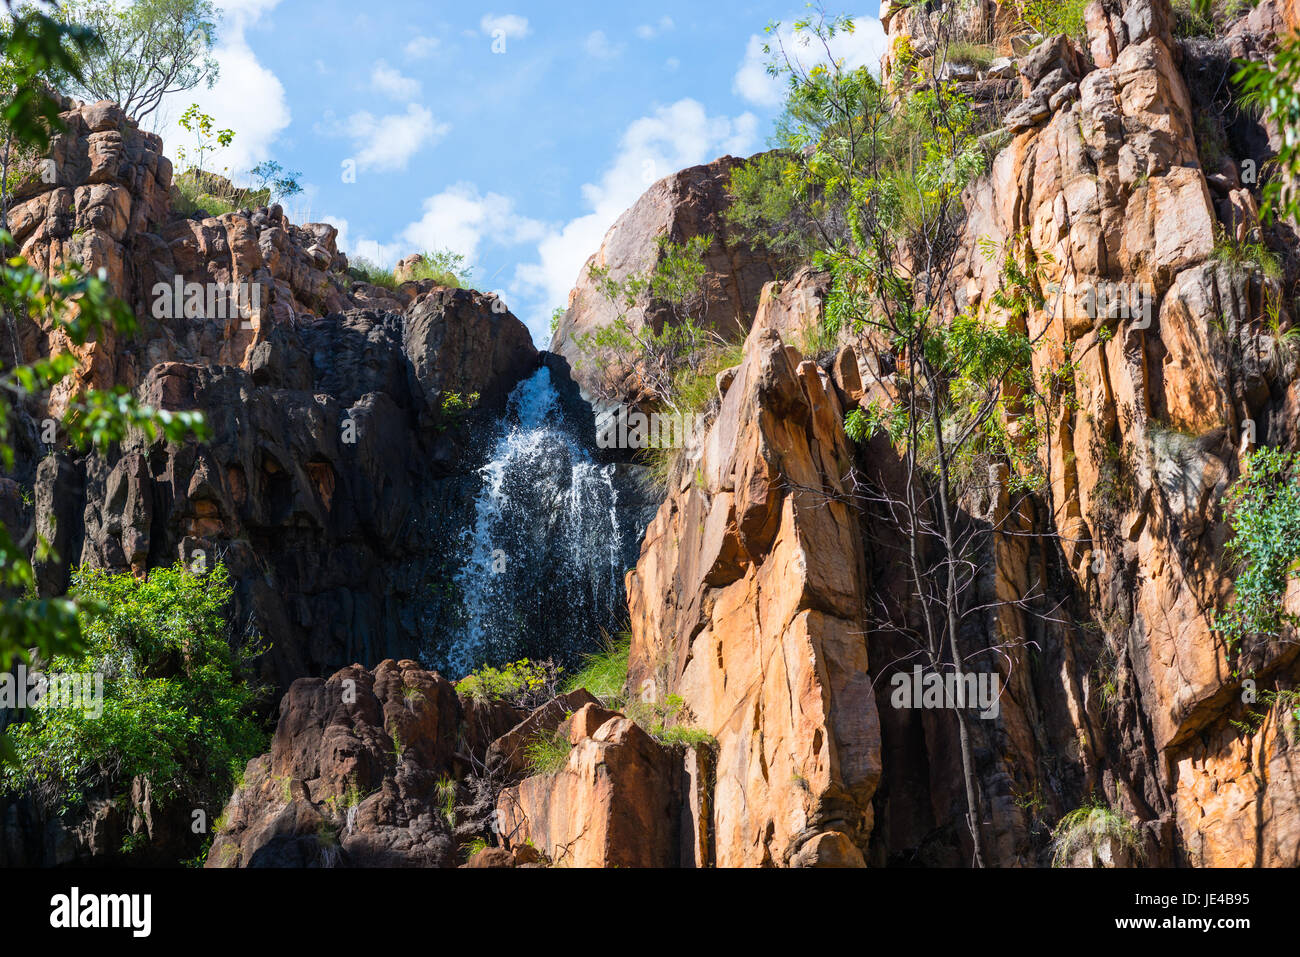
left=12, top=0, right=1300, bottom=869
left=23, top=293, right=540, bottom=690
left=624, top=292, right=881, bottom=867
left=495, top=703, right=714, bottom=867
left=207, top=659, right=463, bottom=867
left=205, top=667, right=714, bottom=869
left=548, top=155, right=788, bottom=401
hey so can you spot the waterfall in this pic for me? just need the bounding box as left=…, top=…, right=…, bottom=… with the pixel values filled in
left=435, top=366, right=625, bottom=676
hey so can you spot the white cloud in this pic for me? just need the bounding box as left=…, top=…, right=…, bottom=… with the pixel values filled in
left=153, top=0, right=290, bottom=177
left=326, top=184, right=543, bottom=274
left=636, top=16, right=675, bottom=39
left=733, top=14, right=886, bottom=107
left=513, top=99, right=758, bottom=342
left=370, top=60, right=421, bottom=100
left=324, top=216, right=403, bottom=266
left=480, top=13, right=530, bottom=38
left=398, top=182, right=545, bottom=263
left=404, top=34, right=441, bottom=59
left=331, top=104, right=449, bottom=173
left=584, top=30, right=625, bottom=60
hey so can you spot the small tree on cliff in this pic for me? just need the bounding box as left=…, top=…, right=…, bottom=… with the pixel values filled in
left=755, top=5, right=1066, bottom=866
left=56, top=0, right=220, bottom=123
left=574, top=235, right=727, bottom=411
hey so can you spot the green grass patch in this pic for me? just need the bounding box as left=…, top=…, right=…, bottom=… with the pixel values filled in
left=172, top=169, right=270, bottom=219
left=1050, top=799, right=1143, bottom=867
left=625, top=692, right=717, bottom=750
left=347, top=257, right=400, bottom=290
left=562, top=629, right=630, bottom=706
left=945, top=41, right=996, bottom=69
left=642, top=337, right=746, bottom=487
left=1212, top=228, right=1283, bottom=281
left=403, top=249, right=471, bottom=287
left=524, top=729, right=573, bottom=776
left=1019, top=0, right=1089, bottom=38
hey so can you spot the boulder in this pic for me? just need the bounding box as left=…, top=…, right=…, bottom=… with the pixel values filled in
left=206, top=660, right=464, bottom=868
left=496, top=712, right=702, bottom=867
left=549, top=154, right=788, bottom=402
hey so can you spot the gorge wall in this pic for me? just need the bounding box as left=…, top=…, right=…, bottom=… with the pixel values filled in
left=5, top=0, right=1300, bottom=869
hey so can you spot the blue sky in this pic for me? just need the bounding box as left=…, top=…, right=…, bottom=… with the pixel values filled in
left=150, top=1, right=886, bottom=344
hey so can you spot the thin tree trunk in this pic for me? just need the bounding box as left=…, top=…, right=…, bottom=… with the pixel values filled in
left=929, top=382, right=985, bottom=867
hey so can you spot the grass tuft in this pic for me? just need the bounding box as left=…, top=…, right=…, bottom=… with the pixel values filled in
left=524, top=729, right=573, bottom=776
left=1050, top=799, right=1143, bottom=867
left=562, top=629, right=631, bottom=706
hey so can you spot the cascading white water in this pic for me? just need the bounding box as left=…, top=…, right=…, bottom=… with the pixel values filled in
left=442, top=366, right=624, bottom=675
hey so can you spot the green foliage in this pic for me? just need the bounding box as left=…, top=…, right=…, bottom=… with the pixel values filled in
left=1050, top=799, right=1142, bottom=867
left=843, top=406, right=869, bottom=443
left=347, top=256, right=398, bottom=290
left=640, top=336, right=744, bottom=486
left=346, top=250, right=472, bottom=291
left=1019, top=0, right=1089, bottom=38
left=625, top=692, right=716, bottom=749
left=171, top=168, right=252, bottom=218
left=653, top=724, right=718, bottom=748
left=1262, top=688, right=1300, bottom=741
left=808, top=76, right=986, bottom=337
left=575, top=234, right=736, bottom=483
left=323, top=781, right=366, bottom=816
left=1, top=563, right=268, bottom=815
left=1173, top=0, right=1256, bottom=38
left=436, top=390, right=479, bottom=433
left=435, top=774, right=457, bottom=826
left=562, top=629, right=630, bottom=706
left=1235, top=32, right=1300, bottom=224
left=841, top=243, right=1048, bottom=495
left=247, top=159, right=303, bottom=204
left=0, top=3, right=98, bottom=151
left=175, top=102, right=232, bottom=178
left=725, top=150, right=818, bottom=262
left=57, top=0, right=219, bottom=122
left=455, top=658, right=559, bottom=709
left=1215, top=447, right=1300, bottom=661
left=523, top=728, right=572, bottom=776
left=404, top=248, right=471, bottom=287
left=549, top=306, right=565, bottom=336
left=1211, top=227, right=1283, bottom=281
left=844, top=399, right=909, bottom=447
left=575, top=235, right=724, bottom=409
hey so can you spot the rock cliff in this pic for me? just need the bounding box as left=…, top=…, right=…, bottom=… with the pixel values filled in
left=9, top=0, right=1300, bottom=868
